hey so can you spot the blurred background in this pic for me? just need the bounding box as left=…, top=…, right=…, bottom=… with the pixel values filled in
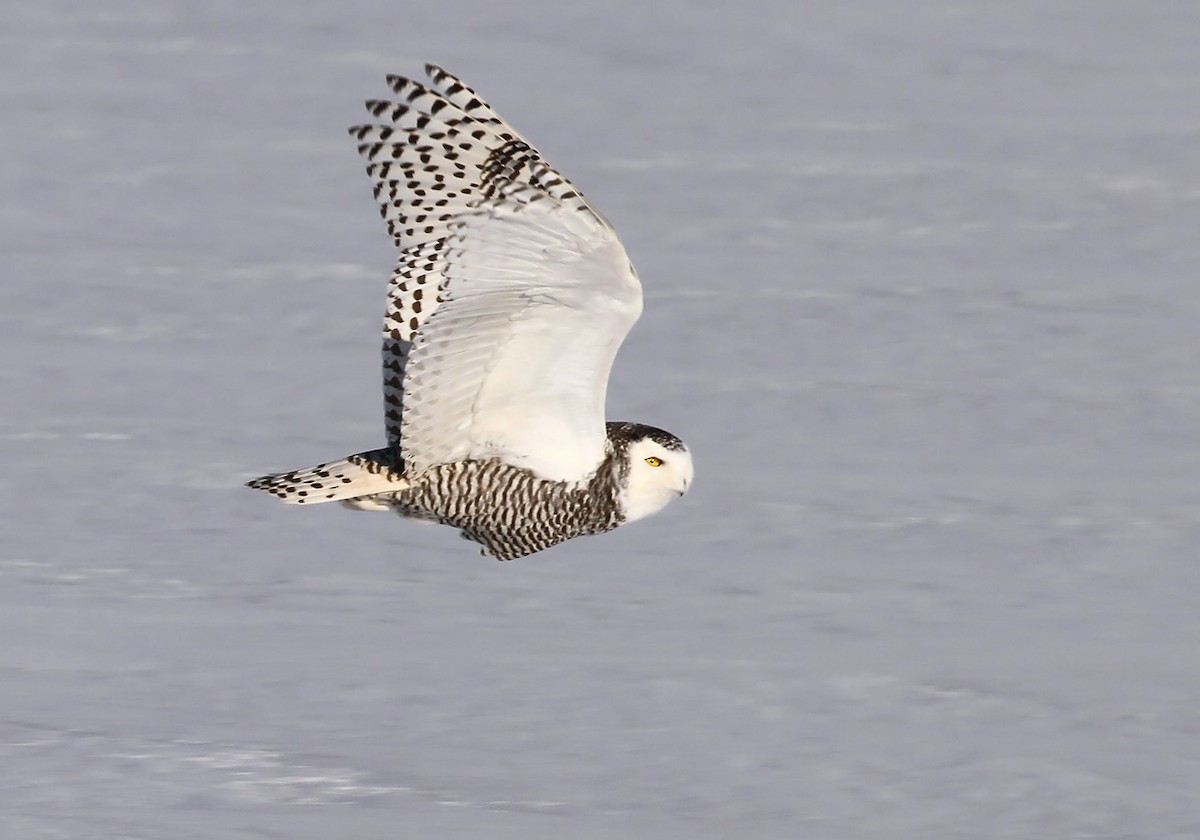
left=3, top=2, right=1199, bottom=838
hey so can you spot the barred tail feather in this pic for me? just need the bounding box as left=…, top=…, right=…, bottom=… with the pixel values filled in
left=246, top=448, right=407, bottom=505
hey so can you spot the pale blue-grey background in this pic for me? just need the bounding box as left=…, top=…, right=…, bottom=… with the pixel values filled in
left=3, top=2, right=1199, bottom=837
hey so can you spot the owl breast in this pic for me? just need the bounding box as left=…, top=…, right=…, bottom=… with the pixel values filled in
left=378, top=457, right=624, bottom=560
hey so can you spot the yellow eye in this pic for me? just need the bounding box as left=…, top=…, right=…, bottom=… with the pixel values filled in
left=644, top=456, right=663, bottom=467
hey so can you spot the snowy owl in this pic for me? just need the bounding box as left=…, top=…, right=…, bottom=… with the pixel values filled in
left=247, top=65, right=693, bottom=561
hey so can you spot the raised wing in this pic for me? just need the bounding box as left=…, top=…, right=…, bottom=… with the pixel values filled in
left=350, top=67, right=642, bottom=482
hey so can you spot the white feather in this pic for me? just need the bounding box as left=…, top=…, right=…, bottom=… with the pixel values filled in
left=400, top=193, right=642, bottom=482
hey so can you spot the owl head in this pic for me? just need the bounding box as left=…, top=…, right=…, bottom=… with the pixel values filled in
left=607, top=422, right=693, bottom=523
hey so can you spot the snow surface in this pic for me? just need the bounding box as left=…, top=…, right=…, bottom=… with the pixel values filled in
left=4, top=2, right=1200, bottom=838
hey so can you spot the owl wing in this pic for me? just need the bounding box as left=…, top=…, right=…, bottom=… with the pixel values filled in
left=350, top=66, right=642, bottom=482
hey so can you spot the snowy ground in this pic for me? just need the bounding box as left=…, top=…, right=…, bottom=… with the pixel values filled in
left=4, top=2, right=1200, bottom=838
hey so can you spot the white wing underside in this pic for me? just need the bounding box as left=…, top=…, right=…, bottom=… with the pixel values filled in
left=350, top=67, right=643, bottom=485
left=402, top=192, right=641, bottom=482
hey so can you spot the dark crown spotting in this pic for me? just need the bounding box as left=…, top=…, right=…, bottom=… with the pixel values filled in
left=606, top=421, right=687, bottom=452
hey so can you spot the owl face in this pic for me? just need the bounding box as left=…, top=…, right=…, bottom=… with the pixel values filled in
left=620, top=435, right=693, bottom=523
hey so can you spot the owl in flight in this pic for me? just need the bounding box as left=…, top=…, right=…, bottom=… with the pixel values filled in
left=247, top=65, right=693, bottom=560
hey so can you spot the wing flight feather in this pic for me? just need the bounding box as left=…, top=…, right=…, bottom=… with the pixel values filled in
left=349, top=67, right=642, bottom=478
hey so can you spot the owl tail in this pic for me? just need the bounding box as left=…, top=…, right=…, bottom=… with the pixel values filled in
left=245, top=448, right=408, bottom=506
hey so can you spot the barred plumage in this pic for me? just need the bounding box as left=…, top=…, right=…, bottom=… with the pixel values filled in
left=246, top=66, right=692, bottom=561
left=382, top=453, right=623, bottom=562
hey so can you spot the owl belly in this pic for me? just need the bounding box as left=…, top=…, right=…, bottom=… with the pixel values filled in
left=381, top=459, right=621, bottom=560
